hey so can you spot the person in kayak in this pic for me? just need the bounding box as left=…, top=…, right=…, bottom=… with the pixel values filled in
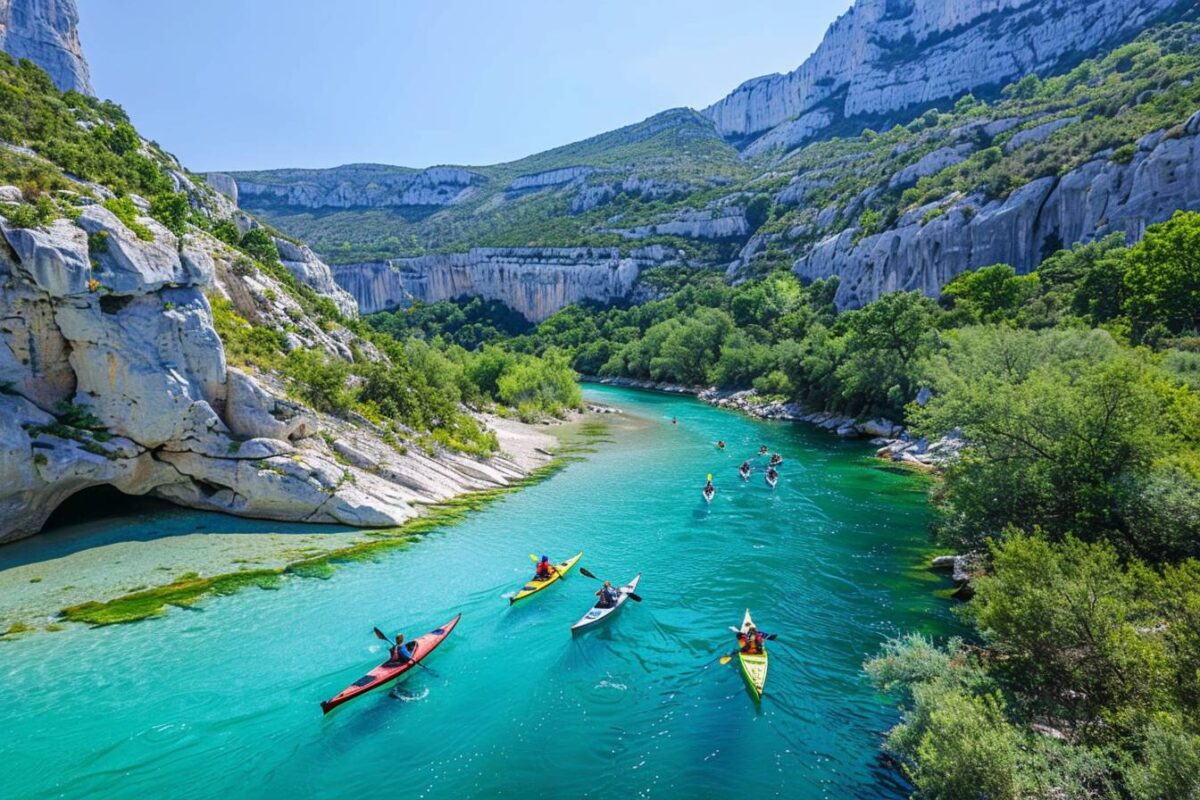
left=717, top=440, right=726, bottom=450
left=389, top=634, right=415, bottom=663
left=770, top=453, right=783, bottom=466
left=534, top=555, right=555, bottom=581
left=596, top=580, right=621, bottom=608
left=759, top=445, right=768, bottom=455
left=767, top=467, right=779, bottom=483
left=739, top=625, right=768, bottom=655
left=740, top=460, right=751, bottom=473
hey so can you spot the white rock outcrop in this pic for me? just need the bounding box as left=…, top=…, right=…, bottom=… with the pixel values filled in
left=273, top=237, right=358, bottom=318
left=0, top=194, right=549, bottom=544
left=0, top=0, right=91, bottom=93
left=615, top=206, right=750, bottom=241
left=702, top=0, right=1182, bottom=152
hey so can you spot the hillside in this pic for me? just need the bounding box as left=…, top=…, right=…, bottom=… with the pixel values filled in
left=0, top=51, right=579, bottom=544
left=226, top=0, right=1200, bottom=322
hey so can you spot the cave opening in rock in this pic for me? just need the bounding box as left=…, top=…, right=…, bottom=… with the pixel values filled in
left=40, top=485, right=174, bottom=534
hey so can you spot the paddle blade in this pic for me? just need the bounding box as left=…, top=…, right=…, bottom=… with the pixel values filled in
left=579, top=567, right=598, bottom=580
left=766, top=634, right=778, bottom=641
left=373, top=627, right=391, bottom=643
left=626, top=592, right=642, bottom=602
left=719, top=655, right=733, bottom=665
left=529, top=553, right=539, bottom=563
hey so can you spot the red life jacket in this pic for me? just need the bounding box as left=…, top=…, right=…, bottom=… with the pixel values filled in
left=536, top=562, right=551, bottom=578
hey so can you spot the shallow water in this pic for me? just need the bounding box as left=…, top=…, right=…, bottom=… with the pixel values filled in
left=0, top=386, right=955, bottom=799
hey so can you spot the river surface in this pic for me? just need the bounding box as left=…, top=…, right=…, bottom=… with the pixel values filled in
left=0, top=386, right=955, bottom=799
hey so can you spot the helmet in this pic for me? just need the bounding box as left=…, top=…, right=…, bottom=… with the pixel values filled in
left=540, top=555, right=549, bottom=563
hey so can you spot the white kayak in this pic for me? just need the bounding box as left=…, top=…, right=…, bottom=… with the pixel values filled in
left=739, top=466, right=751, bottom=481
left=765, top=472, right=778, bottom=488
left=571, top=574, right=641, bottom=632
left=703, top=486, right=715, bottom=503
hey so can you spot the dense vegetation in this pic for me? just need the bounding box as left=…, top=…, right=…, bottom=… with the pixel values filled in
left=373, top=211, right=1200, bottom=796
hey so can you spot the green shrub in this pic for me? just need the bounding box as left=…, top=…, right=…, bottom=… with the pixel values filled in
left=102, top=196, right=153, bottom=241
left=149, top=191, right=190, bottom=238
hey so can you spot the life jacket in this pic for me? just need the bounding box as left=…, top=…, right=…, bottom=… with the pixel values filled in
left=536, top=561, right=551, bottom=578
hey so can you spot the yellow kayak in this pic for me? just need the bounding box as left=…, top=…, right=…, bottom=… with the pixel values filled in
left=509, top=552, right=582, bottom=604
left=737, top=609, right=769, bottom=701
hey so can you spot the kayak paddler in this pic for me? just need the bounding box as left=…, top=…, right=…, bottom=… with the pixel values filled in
left=717, top=440, right=726, bottom=450
left=596, top=581, right=620, bottom=608
left=738, top=624, right=769, bottom=655
left=767, top=467, right=779, bottom=482
left=389, top=633, right=415, bottom=663
left=534, top=555, right=555, bottom=581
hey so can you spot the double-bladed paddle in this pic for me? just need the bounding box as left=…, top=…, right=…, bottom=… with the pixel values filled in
left=372, top=627, right=437, bottom=676
left=578, top=566, right=642, bottom=602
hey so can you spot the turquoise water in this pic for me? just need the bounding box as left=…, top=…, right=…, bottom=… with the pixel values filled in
left=0, top=387, right=954, bottom=799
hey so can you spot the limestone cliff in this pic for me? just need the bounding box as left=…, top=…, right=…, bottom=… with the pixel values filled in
left=0, top=0, right=90, bottom=93
left=795, top=110, right=1200, bottom=306
left=333, top=246, right=677, bottom=322
left=703, top=0, right=1184, bottom=152
left=230, top=164, right=486, bottom=210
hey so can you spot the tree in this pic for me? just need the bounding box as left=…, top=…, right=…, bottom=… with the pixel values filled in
left=941, top=264, right=1039, bottom=323
left=1123, top=211, right=1200, bottom=338
left=239, top=228, right=280, bottom=265
left=149, top=192, right=190, bottom=238
left=836, top=291, right=938, bottom=416
left=911, top=327, right=1164, bottom=551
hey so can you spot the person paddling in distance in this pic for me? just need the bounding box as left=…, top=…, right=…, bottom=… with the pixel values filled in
left=534, top=555, right=555, bottom=581
left=759, top=445, right=768, bottom=455
left=595, top=580, right=621, bottom=609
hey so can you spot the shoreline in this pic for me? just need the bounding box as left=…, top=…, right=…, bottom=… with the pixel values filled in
left=0, top=412, right=602, bottom=634
left=585, top=377, right=963, bottom=470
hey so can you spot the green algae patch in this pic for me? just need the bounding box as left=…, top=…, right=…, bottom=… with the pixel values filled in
left=60, top=569, right=284, bottom=626
left=2, top=621, right=35, bottom=637
left=57, top=457, right=573, bottom=627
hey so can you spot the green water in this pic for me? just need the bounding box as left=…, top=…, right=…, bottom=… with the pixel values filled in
left=0, top=387, right=954, bottom=799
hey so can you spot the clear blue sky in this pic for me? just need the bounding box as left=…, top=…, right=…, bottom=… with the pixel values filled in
left=77, top=0, right=851, bottom=172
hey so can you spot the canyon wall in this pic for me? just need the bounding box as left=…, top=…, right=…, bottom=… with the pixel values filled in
left=0, top=0, right=91, bottom=93
left=333, top=246, right=676, bottom=322
left=703, top=0, right=1183, bottom=151
left=795, top=111, right=1200, bottom=306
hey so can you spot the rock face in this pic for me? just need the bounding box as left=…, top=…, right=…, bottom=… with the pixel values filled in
left=227, top=164, right=486, bottom=210
left=333, top=246, right=676, bottom=322
left=0, top=189, right=549, bottom=544
left=796, top=111, right=1200, bottom=307
left=0, top=0, right=91, bottom=94
left=702, top=0, right=1183, bottom=152
left=614, top=206, right=749, bottom=241
left=273, top=237, right=358, bottom=318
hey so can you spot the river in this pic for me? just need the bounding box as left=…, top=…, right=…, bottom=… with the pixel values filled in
left=0, top=386, right=955, bottom=799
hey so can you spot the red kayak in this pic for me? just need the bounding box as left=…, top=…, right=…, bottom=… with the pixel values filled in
left=320, top=613, right=461, bottom=714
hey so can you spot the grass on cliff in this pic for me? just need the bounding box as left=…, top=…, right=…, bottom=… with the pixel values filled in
left=57, top=456, right=578, bottom=626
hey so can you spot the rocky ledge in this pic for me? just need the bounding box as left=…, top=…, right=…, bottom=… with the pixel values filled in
left=0, top=188, right=553, bottom=545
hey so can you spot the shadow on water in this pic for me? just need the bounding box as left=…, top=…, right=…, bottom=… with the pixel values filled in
left=0, top=484, right=356, bottom=571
